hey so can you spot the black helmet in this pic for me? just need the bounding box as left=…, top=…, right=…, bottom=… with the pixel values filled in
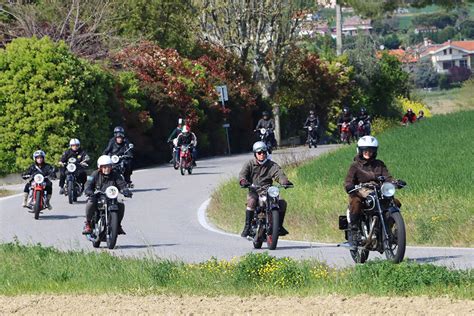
left=114, top=126, right=125, bottom=137
left=343, top=107, right=349, bottom=114
left=309, top=110, right=315, bottom=115
left=262, top=111, right=269, bottom=117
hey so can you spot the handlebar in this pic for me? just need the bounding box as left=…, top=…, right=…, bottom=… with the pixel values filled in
left=241, top=183, right=294, bottom=190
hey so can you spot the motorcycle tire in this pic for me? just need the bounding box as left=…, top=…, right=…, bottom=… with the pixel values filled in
left=187, top=167, right=192, bottom=175
left=267, top=210, right=280, bottom=250
left=384, top=212, right=406, bottom=263
left=34, top=192, right=41, bottom=220
left=253, top=240, right=263, bottom=249
left=106, top=212, right=119, bottom=250
left=68, top=180, right=74, bottom=204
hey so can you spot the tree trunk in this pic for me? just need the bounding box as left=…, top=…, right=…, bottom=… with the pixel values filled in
left=336, top=2, right=343, bottom=56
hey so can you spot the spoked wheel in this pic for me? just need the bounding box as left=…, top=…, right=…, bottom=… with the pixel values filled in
left=180, top=159, right=185, bottom=176
left=267, top=210, right=280, bottom=250
left=384, top=212, right=406, bottom=263
left=34, top=192, right=41, bottom=220
left=67, top=180, right=74, bottom=204
left=106, top=212, right=119, bottom=249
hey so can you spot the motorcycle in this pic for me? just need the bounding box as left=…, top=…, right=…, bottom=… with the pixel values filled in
left=338, top=121, right=353, bottom=144
left=304, top=124, right=318, bottom=148
left=64, top=157, right=87, bottom=204
left=110, top=143, right=134, bottom=187
left=241, top=184, right=293, bottom=250
left=178, top=144, right=193, bottom=175
left=338, top=176, right=407, bottom=264
left=23, top=173, right=51, bottom=220
left=86, top=186, right=129, bottom=249
left=255, top=128, right=274, bottom=154
left=355, top=119, right=371, bottom=139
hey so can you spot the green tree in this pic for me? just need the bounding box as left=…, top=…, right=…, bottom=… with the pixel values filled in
left=459, top=20, right=474, bottom=39
left=413, top=59, right=439, bottom=88
left=0, top=37, right=115, bottom=174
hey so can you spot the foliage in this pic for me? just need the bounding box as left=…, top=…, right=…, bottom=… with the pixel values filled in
left=439, top=73, right=451, bottom=89
left=116, top=0, right=197, bottom=56
left=412, top=12, right=458, bottom=29
left=113, top=41, right=258, bottom=161
left=396, top=96, right=432, bottom=117
left=276, top=47, right=353, bottom=138
left=382, top=33, right=401, bottom=49
left=413, top=59, right=439, bottom=88
left=459, top=20, right=474, bottom=39
left=0, top=243, right=472, bottom=298
left=448, top=66, right=472, bottom=83
left=0, top=37, right=117, bottom=174
left=370, top=117, right=399, bottom=135
left=209, top=110, right=474, bottom=247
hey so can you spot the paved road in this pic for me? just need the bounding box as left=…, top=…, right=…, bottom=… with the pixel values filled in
left=1, top=145, right=473, bottom=269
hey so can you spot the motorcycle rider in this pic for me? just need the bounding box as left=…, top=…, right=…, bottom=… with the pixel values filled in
left=239, top=141, right=293, bottom=238
left=58, top=138, right=90, bottom=195
left=167, top=118, right=184, bottom=163
left=356, top=107, right=371, bottom=136
left=176, top=125, right=198, bottom=166
left=255, top=111, right=277, bottom=148
left=82, top=155, right=133, bottom=235
left=417, top=110, right=425, bottom=121
left=21, top=150, right=56, bottom=210
left=337, top=107, right=354, bottom=134
left=304, top=110, right=320, bottom=144
left=401, top=108, right=417, bottom=124
left=344, top=136, right=401, bottom=247
left=102, top=126, right=133, bottom=186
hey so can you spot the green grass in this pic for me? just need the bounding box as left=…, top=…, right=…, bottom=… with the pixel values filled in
left=0, top=243, right=472, bottom=298
left=209, top=110, right=474, bottom=246
left=415, top=82, right=474, bottom=115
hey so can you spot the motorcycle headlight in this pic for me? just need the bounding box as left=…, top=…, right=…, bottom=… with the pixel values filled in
left=105, top=186, right=119, bottom=199
left=181, top=145, right=188, bottom=152
left=381, top=182, right=396, bottom=197
left=33, top=174, right=44, bottom=184
left=68, top=157, right=77, bottom=163
left=260, top=128, right=266, bottom=134
left=111, top=155, right=120, bottom=164
left=268, top=186, right=280, bottom=198
left=66, top=163, right=77, bottom=173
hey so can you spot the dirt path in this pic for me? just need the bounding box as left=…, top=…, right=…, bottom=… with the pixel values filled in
left=0, top=294, right=472, bottom=315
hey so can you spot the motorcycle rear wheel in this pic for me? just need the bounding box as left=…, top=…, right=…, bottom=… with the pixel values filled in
left=385, top=212, right=406, bottom=263
left=67, top=180, right=74, bottom=204
left=106, top=212, right=119, bottom=249
left=34, top=192, right=41, bottom=220
left=267, top=210, right=280, bottom=250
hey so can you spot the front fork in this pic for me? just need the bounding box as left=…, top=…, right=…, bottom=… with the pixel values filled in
left=375, top=198, right=391, bottom=251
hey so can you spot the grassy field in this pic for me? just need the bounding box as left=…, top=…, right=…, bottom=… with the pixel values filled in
left=0, top=189, right=14, bottom=197
left=0, top=243, right=472, bottom=298
left=209, top=110, right=474, bottom=247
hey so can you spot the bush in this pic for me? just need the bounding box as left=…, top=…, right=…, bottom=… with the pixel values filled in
left=396, top=96, right=431, bottom=117
left=0, top=37, right=117, bottom=174
left=371, top=117, right=398, bottom=135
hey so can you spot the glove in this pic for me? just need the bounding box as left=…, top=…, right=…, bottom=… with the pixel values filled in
left=22, top=174, right=31, bottom=180
left=282, top=180, right=293, bottom=187
left=345, top=185, right=356, bottom=193
left=122, top=189, right=133, bottom=198
left=239, top=179, right=250, bottom=188
left=85, top=188, right=94, bottom=197
left=397, top=180, right=407, bottom=187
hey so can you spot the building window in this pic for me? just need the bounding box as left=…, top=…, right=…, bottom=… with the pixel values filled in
left=449, top=48, right=452, bottom=54
left=443, top=49, right=447, bottom=55
left=443, top=61, right=454, bottom=69
left=460, top=60, right=468, bottom=68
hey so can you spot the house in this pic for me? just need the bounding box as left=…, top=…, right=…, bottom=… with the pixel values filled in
left=330, top=16, right=373, bottom=37
left=419, top=40, right=474, bottom=73
left=298, top=21, right=329, bottom=37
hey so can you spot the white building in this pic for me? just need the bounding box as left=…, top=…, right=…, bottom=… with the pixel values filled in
left=420, top=40, right=474, bottom=73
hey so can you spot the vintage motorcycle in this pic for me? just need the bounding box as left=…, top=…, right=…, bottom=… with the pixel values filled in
left=241, top=184, right=292, bottom=250
left=110, top=143, right=134, bottom=186
left=355, top=118, right=371, bottom=139
left=86, top=186, right=129, bottom=249
left=23, top=173, right=52, bottom=220
left=255, top=128, right=274, bottom=154
left=304, top=124, right=318, bottom=148
left=338, top=177, right=407, bottom=264
left=338, top=120, right=353, bottom=144
left=64, top=157, right=87, bottom=204
left=178, top=144, right=194, bottom=175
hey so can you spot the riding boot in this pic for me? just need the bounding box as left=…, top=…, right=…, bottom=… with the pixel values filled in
left=348, top=213, right=361, bottom=249
left=240, top=210, right=254, bottom=237
left=45, top=195, right=53, bottom=210
left=22, top=193, right=28, bottom=208
left=279, top=210, right=289, bottom=236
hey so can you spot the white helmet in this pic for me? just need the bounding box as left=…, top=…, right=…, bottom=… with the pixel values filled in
left=33, top=150, right=46, bottom=160
left=357, top=136, right=378, bottom=158
left=97, top=155, right=113, bottom=168
left=178, top=118, right=183, bottom=125
left=252, top=141, right=268, bottom=153
left=182, top=125, right=190, bottom=134
left=69, top=138, right=80, bottom=146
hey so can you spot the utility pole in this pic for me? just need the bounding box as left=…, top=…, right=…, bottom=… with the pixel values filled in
left=273, top=103, right=281, bottom=146
left=336, top=1, right=343, bottom=56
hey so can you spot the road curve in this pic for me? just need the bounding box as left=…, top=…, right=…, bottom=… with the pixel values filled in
left=1, top=145, right=473, bottom=269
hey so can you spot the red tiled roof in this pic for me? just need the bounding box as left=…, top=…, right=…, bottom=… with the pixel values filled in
left=449, top=40, right=474, bottom=51
left=379, top=49, right=418, bottom=63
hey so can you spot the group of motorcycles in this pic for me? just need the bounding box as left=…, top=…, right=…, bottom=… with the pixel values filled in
left=338, top=117, right=371, bottom=144
left=23, top=144, right=134, bottom=250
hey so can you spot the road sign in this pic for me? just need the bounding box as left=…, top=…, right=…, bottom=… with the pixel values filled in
left=216, top=85, right=228, bottom=104
left=223, top=123, right=230, bottom=128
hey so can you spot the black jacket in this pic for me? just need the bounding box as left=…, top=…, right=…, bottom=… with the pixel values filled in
left=256, top=118, right=275, bottom=130
left=304, top=116, right=319, bottom=127
left=102, top=138, right=133, bottom=158
left=60, top=148, right=90, bottom=164
left=338, top=113, right=353, bottom=124
left=85, top=170, right=128, bottom=193
left=23, top=163, right=56, bottom=179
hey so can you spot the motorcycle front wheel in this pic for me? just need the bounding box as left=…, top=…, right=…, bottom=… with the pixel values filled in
left=385, top=212, right=406, bottom=263
left=67, top=180, right=74, bottom=204
left=34, top=192, right=41, bottom=220
left=106, top=211, right=119, bottom=249
left=267, top=210, right=280, bottom=250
